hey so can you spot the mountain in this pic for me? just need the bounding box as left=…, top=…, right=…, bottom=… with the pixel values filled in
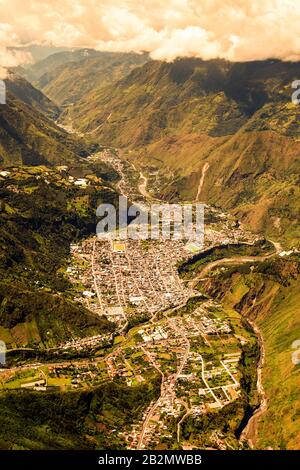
left=6, top=73, right=59, bottom=119
left=0, top=74, right=91, bottom=166
left=21, top=50, right=149, bottom=109
left=0, top=70, right=120, bottom=349
left=67, top=58, right=300, bottom=246
left=0, top=163, right=118, bottom=349
left=19, top=49, right=101, bottom=84
left=11, top=45, right=71, bottom=64
left=0, top=379, right=158, bottom=449
left=0, top=51, right=298, bottom=451
left=203, top=253, right=300, bottom=450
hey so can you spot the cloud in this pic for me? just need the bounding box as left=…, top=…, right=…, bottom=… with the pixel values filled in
left=0, top=21, right=33, bottom=77
left=0, top=0, right=300, bottom=68
left=0, top=47, right=32, bottom=79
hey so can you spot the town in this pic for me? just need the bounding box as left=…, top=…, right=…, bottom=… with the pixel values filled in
left=0, top=150, right=260, bottom=450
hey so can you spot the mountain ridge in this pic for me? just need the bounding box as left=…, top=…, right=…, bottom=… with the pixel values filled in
left=0, top=73, right=96, bottom=166
left=56, top=57, right=300, bottom=246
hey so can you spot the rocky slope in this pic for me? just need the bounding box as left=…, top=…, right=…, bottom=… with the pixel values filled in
left=22, top=50, right=149, bottom=109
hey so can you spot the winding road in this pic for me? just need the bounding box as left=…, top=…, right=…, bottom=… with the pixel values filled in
left=187, top=239, right=281, bottom=289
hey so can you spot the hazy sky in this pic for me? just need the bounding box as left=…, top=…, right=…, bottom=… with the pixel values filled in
left=1, top=0, right=300, bottom=76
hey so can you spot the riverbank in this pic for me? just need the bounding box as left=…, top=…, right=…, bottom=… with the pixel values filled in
left=240, top=318, right=267, bottom=448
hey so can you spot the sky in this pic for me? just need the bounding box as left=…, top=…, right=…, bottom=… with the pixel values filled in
left=1, top=0, right=300, bottom=77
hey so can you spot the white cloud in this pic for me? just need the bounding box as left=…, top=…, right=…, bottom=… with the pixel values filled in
left=0, top=0, right=300, bottom=69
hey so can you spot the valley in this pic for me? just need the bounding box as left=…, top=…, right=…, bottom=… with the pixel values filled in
left=53, top=57, right=300, bottom=247
left=0, top=50, right=299, bottom=452
left=0, top=148, right=268, bottom=450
